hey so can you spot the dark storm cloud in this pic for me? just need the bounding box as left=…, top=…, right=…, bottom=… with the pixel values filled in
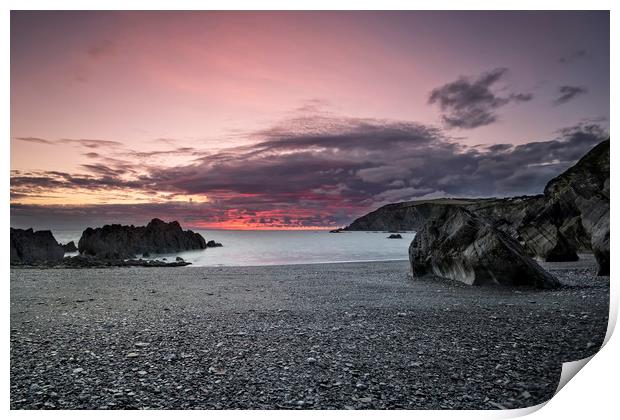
left=558, top=49, right=587, bottom=64
left=14, top=137, right=123, bottom=149
left=428, top=68, right=533, bottom=129
left=11, top=170, right=145, bottom=191
left=80, top=163, right=131, bottom=177
left=126, top=147, right=200, bottom=158
left=11, top=114, right=608, bottom=228
left=554, top=85, right=588, bottom=105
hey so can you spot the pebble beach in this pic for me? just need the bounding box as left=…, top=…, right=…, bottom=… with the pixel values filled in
left=10, top=257, right=608, bottom=409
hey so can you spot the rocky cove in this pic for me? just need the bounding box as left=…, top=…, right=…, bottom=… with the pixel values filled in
left=345, top=139, right=610, bottom=286
left=9, top=140, right=611, bottom=410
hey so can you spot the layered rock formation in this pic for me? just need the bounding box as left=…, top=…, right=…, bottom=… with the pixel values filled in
left=347, top=140, right=610, bottom=274
left=78, top=218, right=207, bottom=259
left=540, top=140, right=609, bottom=274
left=409, top=206, right=559, bottom=288
left=10, top=228, right=65, bottom=264
left=512, top=140, right=609, bottom=268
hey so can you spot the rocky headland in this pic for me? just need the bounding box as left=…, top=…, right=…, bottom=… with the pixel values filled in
left=346, top=140, right=610, bottom=279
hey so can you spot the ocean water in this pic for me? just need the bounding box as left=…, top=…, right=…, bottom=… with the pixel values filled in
left=51, top=229, right=415, bottom=267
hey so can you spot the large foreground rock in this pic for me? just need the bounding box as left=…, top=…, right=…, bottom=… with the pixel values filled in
left=10, top=228, right=65, bottom=264
left=78, top=218, right=207, bottom=259
left=409, top=207, right=559, bottom=288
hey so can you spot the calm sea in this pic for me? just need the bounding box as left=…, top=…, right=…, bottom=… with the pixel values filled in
left=52, top=229, right=415, bottom=267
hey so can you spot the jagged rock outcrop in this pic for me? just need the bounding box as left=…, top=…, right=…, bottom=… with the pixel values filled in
left=57, top=255, right=192, bottom=268
left=78, top=218, right=207, bottom=259
left=409, top=207, right=559, bottom=288
left=10, top=228, right=65, bottom=264
left=387, top=234, right=403, bottom=239
left=206, top=240, right=223, bottom=248
left=60, top=241, right=78, bottom=252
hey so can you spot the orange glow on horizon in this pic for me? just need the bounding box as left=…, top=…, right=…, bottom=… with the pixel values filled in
left=187, top=220, right=336, bottom=231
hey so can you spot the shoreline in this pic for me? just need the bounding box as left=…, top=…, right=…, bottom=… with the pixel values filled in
left=11, top=251, right=600, bottom=271
left=11, top=257, right=412, bottom=270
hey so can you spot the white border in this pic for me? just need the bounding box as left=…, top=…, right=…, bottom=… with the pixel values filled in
left=3, top=2, right=616, bottom=419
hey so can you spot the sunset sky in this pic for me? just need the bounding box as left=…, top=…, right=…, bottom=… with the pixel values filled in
left=10, top=11, right=609, bottom=230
